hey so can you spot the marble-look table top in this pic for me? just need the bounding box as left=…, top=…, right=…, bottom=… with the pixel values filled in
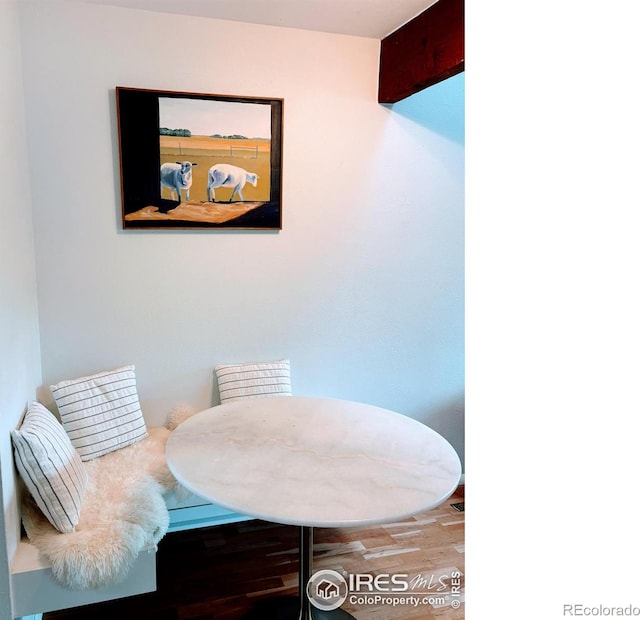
left=166, top=396, right=461, bottom=528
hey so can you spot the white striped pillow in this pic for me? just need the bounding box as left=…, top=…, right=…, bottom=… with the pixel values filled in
left=215, top=359, right=292, bottom=403
left=50, top=365, right=148, bottom=461
left=11, top=402, right=88, bottom=533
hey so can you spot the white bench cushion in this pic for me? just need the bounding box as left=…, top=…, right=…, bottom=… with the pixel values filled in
left=214, top=359, right=291, bottom=403
left=11, top=402, right=88, bottom=533
left=50, top=365, right=148, bottom=461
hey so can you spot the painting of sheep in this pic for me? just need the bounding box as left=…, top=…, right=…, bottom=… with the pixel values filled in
left=116, top=87, right=283, bottom=229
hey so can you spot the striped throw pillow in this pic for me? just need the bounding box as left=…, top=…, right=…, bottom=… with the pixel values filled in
left=11, top=402, right=88, bottom=533
left=215, top=359, right=292, bottom=403
left=50, top=365, right=148, bottom=461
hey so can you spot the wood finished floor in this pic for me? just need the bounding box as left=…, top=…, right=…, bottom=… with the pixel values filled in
left=44, top=488, right=464, bottom=620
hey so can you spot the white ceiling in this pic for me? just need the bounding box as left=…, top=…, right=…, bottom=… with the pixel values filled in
left=75, top=0, right=439, bottom=39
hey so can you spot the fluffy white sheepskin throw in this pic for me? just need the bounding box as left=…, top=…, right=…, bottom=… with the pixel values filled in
left=165, top=404, right=199, bottom=430
left=21, top=426, right=178, bottom=590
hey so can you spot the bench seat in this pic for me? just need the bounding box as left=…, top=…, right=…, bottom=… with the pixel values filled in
left=11, top=540, right=156, bottom=619
left=10, top=489, right=251, bottom=619
left=9, top=414, right=253, bottom=619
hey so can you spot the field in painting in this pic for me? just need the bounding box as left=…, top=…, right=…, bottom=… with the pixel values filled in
left=159, top=135, right=271, bottom=203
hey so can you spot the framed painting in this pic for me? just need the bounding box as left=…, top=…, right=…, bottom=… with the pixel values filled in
left=116, top=87, right=283, bottom=230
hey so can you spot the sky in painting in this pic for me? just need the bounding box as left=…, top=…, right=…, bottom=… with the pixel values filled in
left=159, top=97, right=271, bottom=139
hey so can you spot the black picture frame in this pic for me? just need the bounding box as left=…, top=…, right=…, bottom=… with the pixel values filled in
left=116, top=87, right=283, bottom=230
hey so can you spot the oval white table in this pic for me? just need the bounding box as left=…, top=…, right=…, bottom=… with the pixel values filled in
left=166, top=396, right=461, bottom=619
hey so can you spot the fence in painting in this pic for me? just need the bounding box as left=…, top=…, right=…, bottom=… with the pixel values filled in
left=229, top=145, right=259, bottom=159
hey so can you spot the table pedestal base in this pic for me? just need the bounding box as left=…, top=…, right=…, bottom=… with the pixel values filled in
left=243, top=526, right=356, bottom=620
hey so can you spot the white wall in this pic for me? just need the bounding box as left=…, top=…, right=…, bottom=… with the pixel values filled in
left=0, top=1, right=43, bottom=616
left=19, top=2, right=463, bottom=460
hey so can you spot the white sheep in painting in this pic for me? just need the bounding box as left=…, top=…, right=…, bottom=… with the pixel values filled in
left=207, top=163, right=258, bottom=202
left=160, top=161, right=197, bottom=204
